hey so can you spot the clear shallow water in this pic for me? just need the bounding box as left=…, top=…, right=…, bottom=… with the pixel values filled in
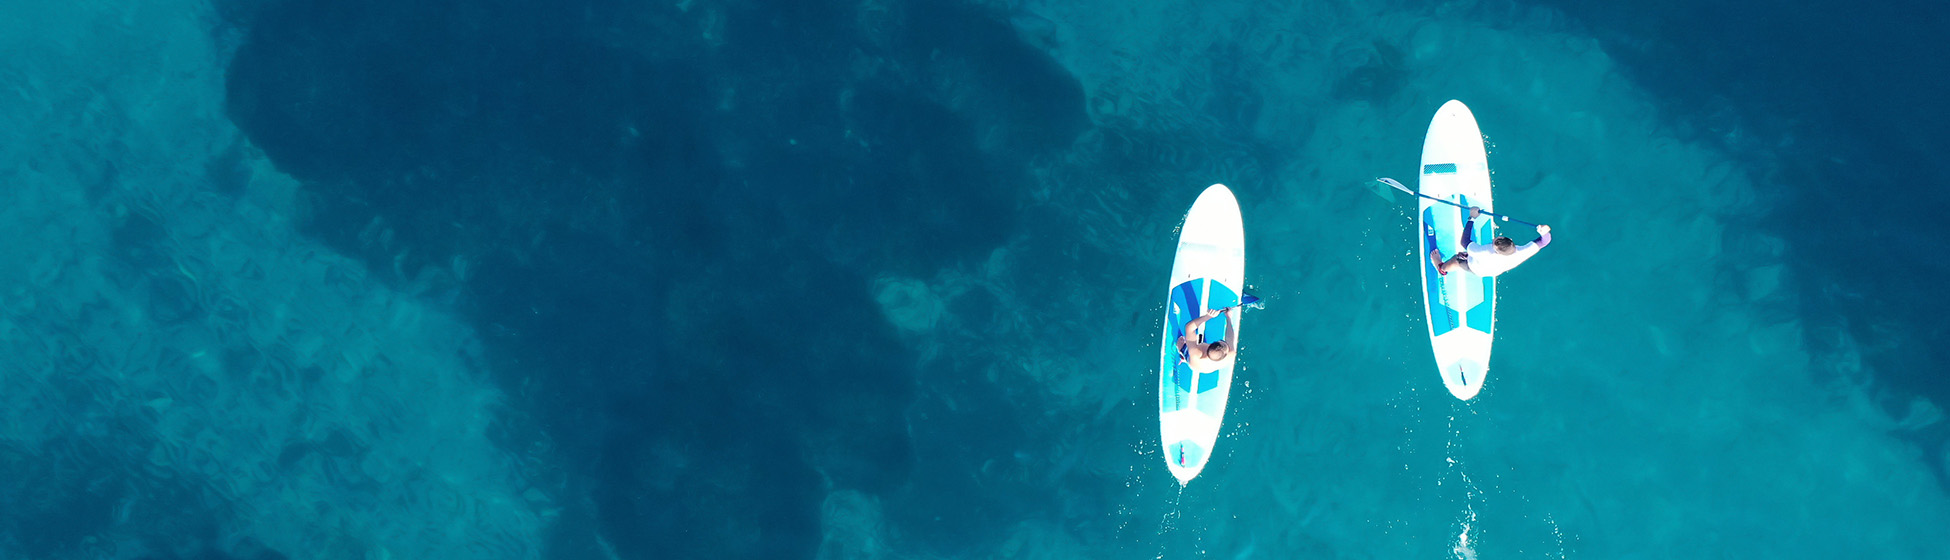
left=1, top=0, right=1945, bottom=558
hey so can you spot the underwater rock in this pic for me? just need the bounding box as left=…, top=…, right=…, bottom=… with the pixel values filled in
left=815, top=490, right=889, bottom=560
left=1330, top=40, right=1406, bottom=103
left=872, top=276, right=942, bottom=334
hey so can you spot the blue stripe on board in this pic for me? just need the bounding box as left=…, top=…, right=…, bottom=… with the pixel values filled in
left=1170, top=279, right=1202, bottom=355
left=1468, top=276, right=1495, bottom=333
left=1165, top=279, right=1201, bottom=414
left=1423, top=163, right=1458, bottom=174
left=1423, top=207, right=1458, bottom=337
left=1178, top=280, right=1203, bottom=314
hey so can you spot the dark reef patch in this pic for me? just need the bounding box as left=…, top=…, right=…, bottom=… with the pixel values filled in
left=1, top=439, right=123, bottom=558
left=1514, top=0, right=1950, bottom=486
left=221, top=0, right=1088, bottom=556
left=1330, top=40, right=1406, bottom=104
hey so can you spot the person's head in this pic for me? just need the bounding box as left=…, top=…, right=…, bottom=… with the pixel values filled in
left=1206, top=341, right=1230, bottom=360
left=1493, top=236, right=1516, bottom=255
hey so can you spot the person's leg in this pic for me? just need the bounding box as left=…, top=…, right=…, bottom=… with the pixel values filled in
left=1432, top=213, right=1477, bottom=275
left=1438, top=254, right=1460, bottom=275
left=1430, top=250, right=1468, bottom=275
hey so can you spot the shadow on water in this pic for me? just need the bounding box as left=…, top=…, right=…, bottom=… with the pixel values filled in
left=222, top=0, right=1086, bottom=557
left=1507, top=0, right=1950, bottom=486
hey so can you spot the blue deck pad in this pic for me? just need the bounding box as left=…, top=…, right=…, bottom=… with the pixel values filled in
left=1167, top=278, right=1240, bottom=418
left=1168, top=278, right=1242, bottom=350
left=1424, top=196, right=1496, bottom=338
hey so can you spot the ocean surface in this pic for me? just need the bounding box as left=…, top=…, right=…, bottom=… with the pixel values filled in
left=2, top=0, right=1946, bottom=558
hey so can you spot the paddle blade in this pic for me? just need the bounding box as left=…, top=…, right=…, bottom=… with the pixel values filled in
left=1240, top=294, right=1263, bottom=310
left=1368, top=177, right=1418, bottom=204
left=1379, top=177, right=1414, bottom=194
left=1363, top=178, right=1400, bottom=202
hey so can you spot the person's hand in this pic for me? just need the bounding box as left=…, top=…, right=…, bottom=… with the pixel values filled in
left=1201, top=308, right=1221, bottom=319
left=1456, top=251, right=1470, bottom=261
left=1536, top=224, right=1552, bottom=235
left=1469, top=206, right=1481, bottom=219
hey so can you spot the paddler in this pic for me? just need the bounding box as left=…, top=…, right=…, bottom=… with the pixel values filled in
left=1178, top=306, right=1241, bottom=371
left=1428, top=207, right=1552, bottom=277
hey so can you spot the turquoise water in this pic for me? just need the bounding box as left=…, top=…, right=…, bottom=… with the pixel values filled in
left=2, top=0, right=1946, bottom=558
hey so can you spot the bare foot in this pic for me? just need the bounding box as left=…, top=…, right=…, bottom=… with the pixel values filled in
left=1428, top=249, right=1444, bottom=269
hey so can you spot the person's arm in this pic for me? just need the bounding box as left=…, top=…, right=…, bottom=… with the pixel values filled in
left=1221, top=308, right=1238, bottom=345
left=1503, top=225, right=1554, bottom=269
left=1184, top=309, right=1219, bottom=338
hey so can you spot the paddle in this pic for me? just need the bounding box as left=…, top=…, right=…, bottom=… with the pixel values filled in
left=1372, top=177, right=1540, bottom=228
left=1225, top=294, right=1263, bottom=311
left=1173, top=294, right=1263, bottom=319
left=1174, top=294, right=1263, bottom=320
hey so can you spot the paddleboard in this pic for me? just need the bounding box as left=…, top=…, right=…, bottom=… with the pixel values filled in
left=1158, top=184, right=1245, bottom=485
left=1418, top=100, right=1495, bottom=401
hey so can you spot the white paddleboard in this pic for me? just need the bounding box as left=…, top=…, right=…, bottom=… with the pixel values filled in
left=1158, top=184, right=1245, bottom=485
left=1418, top=100, right=1496, bottom=401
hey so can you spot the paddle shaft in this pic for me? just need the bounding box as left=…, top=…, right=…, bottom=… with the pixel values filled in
left=1199, top=295, right=1262, bottom=315
left=1377, top=177, right=1540, bottom=228
left=1177, top=294, right=1261, bottom=316
left=1222, top=294, right=1261, bottom=312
